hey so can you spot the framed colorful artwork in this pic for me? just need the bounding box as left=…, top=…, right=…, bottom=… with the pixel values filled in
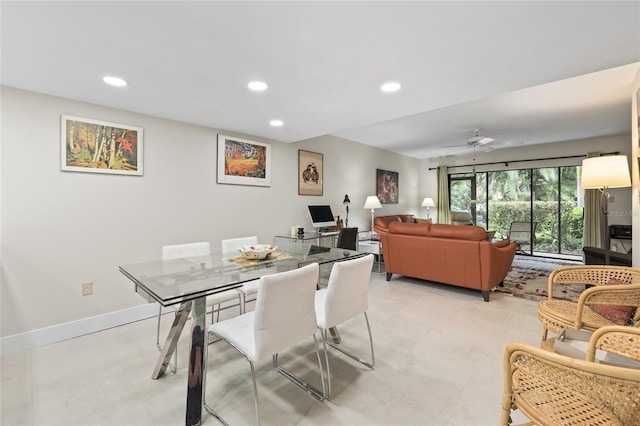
left=61, top=115, right=143, bottom=175
left=376, top=168, right=399, bottom=204
left=217, top=134, right=271, bottom=187
left=298, top=150, right=323, bottom=195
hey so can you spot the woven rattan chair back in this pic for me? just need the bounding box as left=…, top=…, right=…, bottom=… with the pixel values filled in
left=500, top=339, right=640, bottom=425
left=537, top=265, right=640, bottom=343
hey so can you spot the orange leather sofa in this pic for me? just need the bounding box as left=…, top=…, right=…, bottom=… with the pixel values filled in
left=374, top=215, right=517, bottom=302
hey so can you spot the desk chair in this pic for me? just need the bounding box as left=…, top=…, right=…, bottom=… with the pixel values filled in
left=336, top=227, right=358, bottom=250
left=221, top=236, right=260, bottom=312
left=315, top=254, right=375, bottom=399
left=204, top=263, right=325, bottom=426
left=160, top=242, right=242, bottom=371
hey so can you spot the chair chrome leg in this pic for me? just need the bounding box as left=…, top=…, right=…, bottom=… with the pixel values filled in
left=320, top=329, right=332, bottom=399
left=272, top=335, right=326, bottom=402
left=250, top=361, right=261, bottom=426
left=326, top=312, right=375, bottom=369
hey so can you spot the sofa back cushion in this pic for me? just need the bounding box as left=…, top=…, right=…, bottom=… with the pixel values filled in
left=388, top=222, right=486, bottom=241
left=429, top=224, right=486, bottom=241
left=374, top=215, right=416, bottom=232
left=387, top=221, right=431, bottom=236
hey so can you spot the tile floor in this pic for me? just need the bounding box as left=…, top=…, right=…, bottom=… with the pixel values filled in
left=1, top=271, right=541, bottom=425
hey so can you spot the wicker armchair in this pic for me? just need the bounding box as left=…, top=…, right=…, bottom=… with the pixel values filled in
left=537, top=265, right=640, bottom=343
left=500, top=326, right=640, bottom=426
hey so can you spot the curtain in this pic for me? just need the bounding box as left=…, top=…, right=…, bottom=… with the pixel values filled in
left=583, top=152, right=602, bottom=248
left=437, top=166, right=450, bottom=224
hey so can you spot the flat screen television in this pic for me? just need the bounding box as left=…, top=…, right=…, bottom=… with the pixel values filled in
left=307, top=205, right=336, bottom=229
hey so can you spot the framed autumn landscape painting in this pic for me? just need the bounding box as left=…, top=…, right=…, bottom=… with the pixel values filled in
left=61, top=115, right=143, bottom=175
left=217, top=134, right=271, bottom=187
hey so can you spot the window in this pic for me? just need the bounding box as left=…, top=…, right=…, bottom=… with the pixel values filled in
left=449, top=165, right=583, bottom=257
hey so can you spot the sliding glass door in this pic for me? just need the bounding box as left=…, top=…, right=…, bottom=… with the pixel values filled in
left=449, top=165, right=583, bottom=257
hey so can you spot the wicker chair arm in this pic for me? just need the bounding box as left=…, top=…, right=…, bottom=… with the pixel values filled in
left=501, top=341, right=640, bottom=425
left=587, top=325, right=640, bottom=363
left=546, top=265, right=640, bottom=299
left=571, top=283, right=640, bottom=328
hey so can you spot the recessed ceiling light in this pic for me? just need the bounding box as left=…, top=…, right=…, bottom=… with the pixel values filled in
left=248, top=81, right=268, bottom=91
left=103, top=76, right=128, bottom=87
left=270, top=119, right=284, bottom=127
left=381, top=81, right=401, bottom=93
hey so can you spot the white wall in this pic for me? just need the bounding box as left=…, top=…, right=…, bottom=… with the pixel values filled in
left=0, top=87, right=420, bottom=340
left=2, top=84, right=637, bottom=349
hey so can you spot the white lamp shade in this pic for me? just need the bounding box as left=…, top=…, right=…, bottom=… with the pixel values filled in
left=421, top=197, right=435, bottom=208
left=581, top=155, right=631, bottom=189
left=363, top=196, right=382, bottom=209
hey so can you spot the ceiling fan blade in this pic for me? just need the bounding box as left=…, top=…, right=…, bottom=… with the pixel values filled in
left=441, top=143, right=469, bottom=148
left=476, top=137, right=495, bottom=145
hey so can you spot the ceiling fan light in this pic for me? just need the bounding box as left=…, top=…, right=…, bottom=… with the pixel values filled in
left=477, top=137, right=494, bottom=145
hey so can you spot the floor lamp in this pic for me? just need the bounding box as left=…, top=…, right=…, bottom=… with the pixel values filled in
left=580, top=155, right=631, bottom=265
left=421, top=197, right=435, bottom=220
left=363, top=195, right=382, bottom=235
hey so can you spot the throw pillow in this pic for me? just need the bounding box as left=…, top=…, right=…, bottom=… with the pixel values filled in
left=485, top=231, right=496, bottom=241
left=415, top=218, right=432, bottom=224
left=588, top=277, right=636, bottom=325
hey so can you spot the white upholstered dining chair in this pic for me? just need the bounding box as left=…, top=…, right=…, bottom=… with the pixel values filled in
left=315, top=254, right=375, bottom=399
left=159, top=242, right=242, bottom=371
left=204, top=263, right=325, bottom=426
left=221, top=236, right=260, bottom=312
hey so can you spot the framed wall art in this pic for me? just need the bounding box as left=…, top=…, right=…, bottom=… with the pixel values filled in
left=298, top=150, right=323, bottom=195
left=376, top=168, right=399, bottom=204
left=61, top=115, right=143, bottom=175
left=217, top=134, right=271, bottom=187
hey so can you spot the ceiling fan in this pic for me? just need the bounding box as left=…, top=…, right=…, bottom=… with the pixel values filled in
left=442, top=129, right=496, bottom=151
left=466, top=129, right=495, bottom=146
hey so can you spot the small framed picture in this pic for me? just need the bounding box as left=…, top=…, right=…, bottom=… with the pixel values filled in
left=217, top=134, right=271, bottom=187
left=376, top=168, right=399, bottom=204
left=298, top=150, right=323, bottom=195
left=61, top=115, right=143, bottom=175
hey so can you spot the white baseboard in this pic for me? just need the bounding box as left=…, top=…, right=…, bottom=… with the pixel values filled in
left=0, top=303, right=172, bottom=357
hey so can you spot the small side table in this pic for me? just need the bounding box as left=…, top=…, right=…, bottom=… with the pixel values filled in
left=358, top=239, right=382, bottom=272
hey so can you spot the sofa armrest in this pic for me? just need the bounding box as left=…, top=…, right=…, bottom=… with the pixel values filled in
left=493, top=239, right=512, bottom=248
left=480, top=240, right=517, bottom=290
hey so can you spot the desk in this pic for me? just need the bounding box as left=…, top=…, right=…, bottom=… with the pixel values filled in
left=119, top=242, right=365, bottom=426
left=358, top=240, right=382, bottom=272
left=274, top=231, right=339, bottom=247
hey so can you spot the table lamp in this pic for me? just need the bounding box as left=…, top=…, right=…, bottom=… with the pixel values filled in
left=580, top=155, right=631, bottom=265
left=363, top=195, right=382, bottom=233
left=343, top=194, right=351, bottom=228
left=421, top=197, right=435, bottom=220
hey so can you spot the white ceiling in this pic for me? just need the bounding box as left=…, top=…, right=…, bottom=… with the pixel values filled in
left=2, top=1, right=639, bottom=159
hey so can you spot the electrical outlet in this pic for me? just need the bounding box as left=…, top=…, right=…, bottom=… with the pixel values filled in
left=82, top=281, right=93, bottom=296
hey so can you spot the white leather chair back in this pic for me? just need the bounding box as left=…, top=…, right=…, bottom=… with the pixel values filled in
left=221, top=236, right=259, bottom=254
left=162, top=242, right=211, bottom=260
left=321, top=254, right=374, bottom=329
left=253, top=263, right=319, bottom=361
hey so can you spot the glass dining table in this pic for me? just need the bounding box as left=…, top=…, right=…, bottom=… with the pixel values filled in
left=119, top=241, right=366, bottom=426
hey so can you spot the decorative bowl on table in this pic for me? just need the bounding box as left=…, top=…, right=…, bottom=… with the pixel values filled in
left=238, top=244, right=277, bottom=259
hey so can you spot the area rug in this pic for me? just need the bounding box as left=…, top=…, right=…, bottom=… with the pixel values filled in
left=494, top=256, right=584, bottom=302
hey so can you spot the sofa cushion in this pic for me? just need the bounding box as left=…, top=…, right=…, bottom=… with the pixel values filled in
left=428, top=224, right=486, bottom=241
left=374, top=214, right=416, bottom=232
left=388, top=221, right=431, bottom=236
left=588, top=277, right=637, bottom=325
